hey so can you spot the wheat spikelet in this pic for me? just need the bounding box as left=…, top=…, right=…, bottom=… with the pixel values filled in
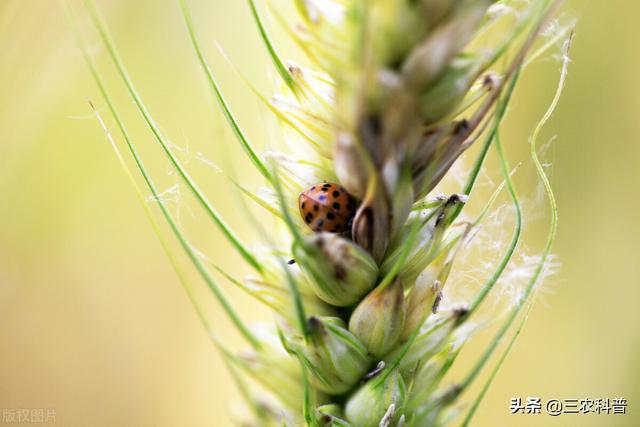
left=67, top=0, right=575, bottom=425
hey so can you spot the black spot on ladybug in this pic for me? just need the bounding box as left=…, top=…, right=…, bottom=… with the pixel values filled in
left=332, top=190, right=340, bottom=197
left=301, top=202, right=306, bottom=209
left=332, top=202, right=341, bottom=210
left=321, top=187, right=329, bottom=192
left=313, top=204, right=319, bottom=211
left=322, top=183, right=331, bottom=188
left=327, top=212, right=335, bottom=220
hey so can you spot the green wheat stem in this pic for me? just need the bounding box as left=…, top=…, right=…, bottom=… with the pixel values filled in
left=460, top=32, right=571, bottom=425
left=71, top=0, right=261, bottom=349
left=467, top=140, right=522, bottom=312
left=234, top=182, right=284, bottom=219
left=457, top=68, right=523, bottom=325
left=179, top=0, right=273, bottom=183
left=271, top=168, right=309, bottom=339
left=212, top=264, right=280, bottom=312
left=460, top=300, right=534, bottom=426
left=95, top=93, right=265, bottom=405
left=268, top=5, right=325, bottom=70
left=411, top=197, right=447, bottom=211
left=472, top=164, right=520, bottom=228
left=88, top=99, right=217, bottom=347
left=452, top=0, right=562, bottom=223
left=214, top=55, right=327, bottom=155
left=480, top=0, right=551, bottom=73
left=299, top=358, right=318, bottom=427
left=457, top=126, right=522, bottom=390
left=83, top=0, right=263, bottom=274
left=246, top=0, right=297, bottom=93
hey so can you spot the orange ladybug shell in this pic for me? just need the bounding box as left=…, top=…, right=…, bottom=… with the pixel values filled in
left=298, top=183, right=357, bottom=233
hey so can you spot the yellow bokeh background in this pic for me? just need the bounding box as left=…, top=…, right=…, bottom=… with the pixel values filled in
left=1, top=0, right=638, bottom=426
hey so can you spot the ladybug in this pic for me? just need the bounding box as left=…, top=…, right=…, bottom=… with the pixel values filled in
left=298, top=182, right=357, bottom=233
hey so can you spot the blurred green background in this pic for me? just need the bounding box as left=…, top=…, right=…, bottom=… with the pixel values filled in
left=1, top=0, right=638, bottom=426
